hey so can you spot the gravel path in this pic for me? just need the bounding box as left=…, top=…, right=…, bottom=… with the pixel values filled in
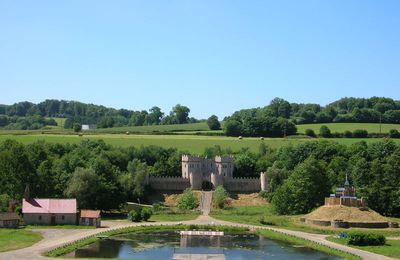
left=0, top=217, right=395, bottom=260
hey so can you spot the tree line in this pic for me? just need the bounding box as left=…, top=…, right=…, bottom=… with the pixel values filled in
left=0, top=100, right=197, bottom=129
left=0, top=139, right=399, bottom=217
left=222, top=96, right=400, bottom=137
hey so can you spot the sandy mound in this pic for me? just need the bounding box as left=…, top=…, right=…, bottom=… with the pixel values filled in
left=305, top=205, right=389, bottom=222
left=227, top=193, right=268, bottom=207
left=163, top=191, right=202, bottom=207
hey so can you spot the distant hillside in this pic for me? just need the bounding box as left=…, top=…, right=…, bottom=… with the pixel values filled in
left=1, top=97, right=399, bottom=132
left=0, top=100, right=199, bottom=130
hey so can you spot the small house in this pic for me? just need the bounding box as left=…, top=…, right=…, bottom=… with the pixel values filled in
left=22, top=199, right=77, bottom=225
left=82, top=124, right=97, bottom=131
left=79, top=210, right=101, bottom=227
left=0, top=213, right=20, bottom=228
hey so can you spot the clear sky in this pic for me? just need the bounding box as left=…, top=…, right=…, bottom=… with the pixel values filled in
left=0, top=1, right=399, bottom=119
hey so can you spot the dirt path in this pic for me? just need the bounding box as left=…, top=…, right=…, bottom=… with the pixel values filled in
left=0, top=217, right=395, bottom=260
left=200, top=191, right=213, bottom=215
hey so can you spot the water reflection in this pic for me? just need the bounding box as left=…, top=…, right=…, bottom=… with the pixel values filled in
left=66, top=232, right=340, bottom=260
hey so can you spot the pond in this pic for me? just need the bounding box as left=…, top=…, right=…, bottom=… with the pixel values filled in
left=65, top=232, right=340, bottom=260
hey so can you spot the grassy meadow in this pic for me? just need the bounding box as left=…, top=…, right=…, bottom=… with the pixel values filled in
left=0, top=134, right=399, bottom=153
left=0, top=229, right=42, bottom=252
left=297, top=123, right=400, bottom=134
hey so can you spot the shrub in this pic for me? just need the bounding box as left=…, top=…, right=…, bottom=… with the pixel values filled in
left=344, top=130, right=352, bottom=138
left=177, top=188, right=198, bottom=210
left=319, top=125, right=331, bottom=138
left=389, top=129, right=400, bottom=138
left=352, top=129, right=368, bottom=138
left=73, top=123, right=82, bottom=132
left=213, top=186, right=229, bottom=209
left=152, top=203, right=162, bottom=213
left=305, top=129, right=316, bottom=137
left=129, top=209, right=142, bottom=222
left=346, top=232, right=386, bottom=246
left=259, top=190, right=269, bottom=199
left=140, top=208, right=153, bottom=221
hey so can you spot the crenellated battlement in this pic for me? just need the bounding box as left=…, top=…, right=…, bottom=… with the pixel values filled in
left=215, top=155, right=234, bottom=163
left=182, top=154, right=202, bottom=162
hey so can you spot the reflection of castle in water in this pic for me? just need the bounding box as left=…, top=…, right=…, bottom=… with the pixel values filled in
left=180, top=235, right=222, bottom=248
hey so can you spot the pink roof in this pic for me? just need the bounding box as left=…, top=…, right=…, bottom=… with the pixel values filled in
left=22, top=199, right=77, bottom=214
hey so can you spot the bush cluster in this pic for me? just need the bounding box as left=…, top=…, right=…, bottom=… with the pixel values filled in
left=317, top=126, right=400, bottom=138
left=346, top=232, right=386, bottom=246
left=177, top=188, right=198, bottom=210
left=212, top=186, right=229, bottom=209
left=128, top=207, right=153, bottom=222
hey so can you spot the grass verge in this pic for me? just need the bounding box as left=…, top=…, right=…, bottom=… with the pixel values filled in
left=327, top=236, right=400, bottom=259
left=26, top=225, right=95, bottom=229
left=257, top=229, right=360, bottom=260
left=0, top=229, right=42, bottom=252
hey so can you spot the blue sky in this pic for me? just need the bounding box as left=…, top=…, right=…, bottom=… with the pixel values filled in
left=0, top=1, right=399, bottom=119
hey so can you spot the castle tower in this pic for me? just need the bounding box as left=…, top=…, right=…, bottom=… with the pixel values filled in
left=183, top=155, right=203, bottom=190
left=260, top=172, right=267, bottom=191
left=215, top=156, right=234, bottom=179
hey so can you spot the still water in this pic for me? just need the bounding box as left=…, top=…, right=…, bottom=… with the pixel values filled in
left=66, top=232, right=340, bottom=260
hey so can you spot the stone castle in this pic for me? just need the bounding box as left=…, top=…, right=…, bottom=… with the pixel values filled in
left=324, top=173, right=366, bottom=207
left=146, top=155, right=268, bottom=192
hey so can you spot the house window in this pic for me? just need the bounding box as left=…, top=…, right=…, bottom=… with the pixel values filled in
left=38, top=215, right=42, bottom=220
left=62, top=215, right=65, bottom=220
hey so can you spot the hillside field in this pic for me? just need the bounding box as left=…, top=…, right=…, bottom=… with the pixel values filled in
left=0, top=134, right=399, bottom=154
left=297, top=123, right=400, bottom=134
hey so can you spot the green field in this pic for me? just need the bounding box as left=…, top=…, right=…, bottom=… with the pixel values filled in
left=327, top=236, right=400, bottom=259
left=0, top=229, right=42, bottom=252
left=0, top=134, right=399, bottom=153
left=297, top=123, right=400, bottom=134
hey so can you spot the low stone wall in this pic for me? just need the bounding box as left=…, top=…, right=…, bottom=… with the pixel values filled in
left=305, top=219, right=331, bottom=227
left=223, top=177, right=261, bottom=192
left=305, top=218, right=395, bottom=229
left=148, top=176, right=190, bottom=191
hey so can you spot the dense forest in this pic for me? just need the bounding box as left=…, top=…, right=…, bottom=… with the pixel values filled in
left=0, top=139, right=399, bottom=217
left=1, top=97, right=400, bottom=135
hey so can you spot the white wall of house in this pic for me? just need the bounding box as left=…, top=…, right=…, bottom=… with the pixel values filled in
left=24, top=213, right=76, bottom=225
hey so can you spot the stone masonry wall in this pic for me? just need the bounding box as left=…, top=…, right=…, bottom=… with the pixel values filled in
left=148, top=176, right=191, bottom=191
left=223, top=177, right=261, bottom=192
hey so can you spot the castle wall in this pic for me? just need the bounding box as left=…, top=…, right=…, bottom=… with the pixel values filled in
left=148, top=176, right=190, bottom=191
left=223, top=177, right=261, bottom=192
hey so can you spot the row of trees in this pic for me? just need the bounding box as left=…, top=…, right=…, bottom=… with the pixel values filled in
left=225, top=97, right=400, bottom=127
left=0, top=138, right=399, bottom=217
left=0, top=100, right=197, bottom=129
left=0, top=115, right=57, bottom=130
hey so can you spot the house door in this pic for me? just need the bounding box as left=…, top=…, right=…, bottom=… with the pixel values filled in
left=51, top=215, right=56, bottom=225
left=89, top=218, right=94, bottom=226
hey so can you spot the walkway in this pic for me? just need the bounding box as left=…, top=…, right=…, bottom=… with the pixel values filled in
left=200, top=191, right=213, bottom=215
left=0, top=217, right=396, bottom=260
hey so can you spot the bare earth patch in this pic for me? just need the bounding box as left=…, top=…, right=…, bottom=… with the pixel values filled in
left=305, top=205, right=389, bottom=222
left=163, top=191, right=202, bottom=207
left=227, top=193, right=268, bottom=207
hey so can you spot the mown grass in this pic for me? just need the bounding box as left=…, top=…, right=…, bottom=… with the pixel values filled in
left=297, top=123, right=400, bottom=134
left=150, top=212, right=200, bottom=222
left=211, top=205, right=400, bottom=237
left=258, top=229, right=360, bottom=260
left=0, top=134, right=399, bottom=153
left=0, top=229, right=42, bottom=252
left=26, top=225, right=95, bottom=229
left=327, top=236, right=400, bottom=259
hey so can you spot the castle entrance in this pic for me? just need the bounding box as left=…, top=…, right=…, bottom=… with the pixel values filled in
left=202, top=181, right=213, bottom=191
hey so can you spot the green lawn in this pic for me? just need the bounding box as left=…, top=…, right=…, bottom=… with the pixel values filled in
left=0, top=133, right=399, bottom=153
left=26, top=225, right=95, bottom=229
left=0, top=229, right=42, bottom=252
left=297, top=123, right=400, bottom=134
left=150, top=212, right=200, bottom=222
left=327, top=236, right=400, bottom=259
